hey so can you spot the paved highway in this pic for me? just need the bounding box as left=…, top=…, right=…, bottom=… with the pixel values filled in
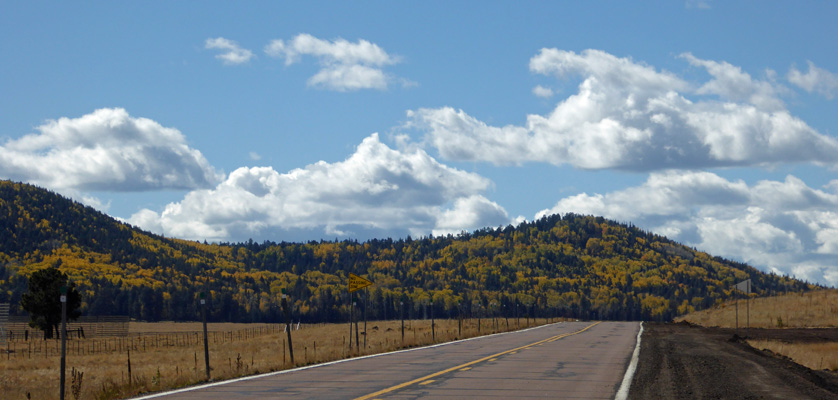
left=139, top=321, right=640, bottom=399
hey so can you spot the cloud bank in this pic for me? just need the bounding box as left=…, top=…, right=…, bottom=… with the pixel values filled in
left=537, top=171, right=838, bottom=286
left=264, top=34, right=403, bottom=91
left=0, top=108, right=221, bottom=191
left=409, top=49, right=838, bottom=170
left=129, top=134, right=510, bottom=242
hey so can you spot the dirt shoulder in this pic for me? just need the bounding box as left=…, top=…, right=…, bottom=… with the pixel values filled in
left=739, top=326, right=838, bottom=343
left=629, top=322, right=838, bottom=400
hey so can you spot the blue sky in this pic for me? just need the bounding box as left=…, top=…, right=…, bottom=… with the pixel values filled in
left=2, top=2, right=838, bottom=286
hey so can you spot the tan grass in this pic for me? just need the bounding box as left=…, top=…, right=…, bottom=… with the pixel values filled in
left=0, top=317, right=554, bottom=400
left=676, top=289, right=838, bottom=328
left=129, top=322, right=275, bottom=334
left=747, top=339, right=838, bottom=372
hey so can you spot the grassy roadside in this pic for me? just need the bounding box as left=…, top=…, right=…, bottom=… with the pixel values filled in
left=676, top=289, right=838, bottom=373
left=746, top=339, right=838, bottom=372
left=0, top=317, right=555, bottom=400
left=676, top=289, right=838, bottom=328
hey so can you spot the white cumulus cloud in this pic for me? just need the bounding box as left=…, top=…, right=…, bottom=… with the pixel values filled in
left=680, top=52, right=785, bottom=111
left=0, top=108, right=222, bottom=191
left=788, top=61, right=838, bottom=99
left=532, top=85, right=554, bottom=98
left=129, top=134, right=510, bottom=242
left=409, top=49, right=838, bottom=170
left=205, top=37, right=255, bottom=65
left=433, top=195, right=510, bottom=237
left=264, top=34, right=403, bottom=91
left=537, top=171, right=838, bottom=286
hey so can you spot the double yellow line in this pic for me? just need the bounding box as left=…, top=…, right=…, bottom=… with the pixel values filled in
left=354, top=321, right=601, bottom=400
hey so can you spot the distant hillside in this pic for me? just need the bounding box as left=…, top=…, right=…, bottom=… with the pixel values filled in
left=0, top=180, right=815, bottom=323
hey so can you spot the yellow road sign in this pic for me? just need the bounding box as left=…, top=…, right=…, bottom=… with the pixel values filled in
left=348, top=273, right=373, bottom=293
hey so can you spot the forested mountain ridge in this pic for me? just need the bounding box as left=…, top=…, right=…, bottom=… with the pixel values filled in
left=0, top=180, right=815, bottom=323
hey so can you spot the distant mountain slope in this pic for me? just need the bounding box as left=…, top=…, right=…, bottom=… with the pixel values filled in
left=0, top=180, right=815, bottom=323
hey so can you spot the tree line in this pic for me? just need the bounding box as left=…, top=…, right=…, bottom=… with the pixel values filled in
left=0, top=180, right=817, bottom=327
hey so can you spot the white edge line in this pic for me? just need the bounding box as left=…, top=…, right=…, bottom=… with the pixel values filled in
left=131, top=320, right=570, bottom=399
left=615, top=321, right=643, bottom=400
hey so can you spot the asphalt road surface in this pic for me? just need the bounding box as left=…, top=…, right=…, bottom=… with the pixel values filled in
left=138, top=321, right=640, bottom=400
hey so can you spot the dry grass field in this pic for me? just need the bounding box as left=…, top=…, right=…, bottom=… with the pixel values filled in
left=1, top=316, right=553, bottom=400
left=676, top=289, right=838, bottom=328
left=677, top=289, right=838, bottom=373
left=747, top=339, right=838, bottom=372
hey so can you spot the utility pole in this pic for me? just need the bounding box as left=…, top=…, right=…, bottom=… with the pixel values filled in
left=400, top=301, right=404, bottom=343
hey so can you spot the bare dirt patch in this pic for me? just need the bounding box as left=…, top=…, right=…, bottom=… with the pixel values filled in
left=629, top=322, right=838, bottom=399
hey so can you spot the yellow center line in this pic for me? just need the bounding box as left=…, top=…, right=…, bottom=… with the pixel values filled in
left=353, top=322, right=601, bottom=400
left=419, top=380, right=435, bottom=385
left=459, top=367, right=471, bottom=371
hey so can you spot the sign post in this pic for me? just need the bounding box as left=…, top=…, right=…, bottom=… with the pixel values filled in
left=733, top=279, right=752, bottom=336
left=746, top=280, right=751, bottom=337
left=735, top=291, right=739, bottom=331
left=348, top=273, right=373, bottom=293
left=363, top=289, right=368, bottom=349
left=354, top=305, right=360, bottom=353
left=281, top=289, right=294, bottom=364
left=200, top=292, right=210, bottom=380
left=59, top=286, right=67, bottom=400
left=348, top=294, right=354, bottom=352
left=400, top=301, right=404, bottom=343
left=430, top=300, right=435, bottom=342
left=458, top=302, right=462, bottom=337
left=347, top=273, right=373, bottom=353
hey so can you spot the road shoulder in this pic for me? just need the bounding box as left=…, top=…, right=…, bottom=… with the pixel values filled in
left=629, top=322, right=838, bottom=399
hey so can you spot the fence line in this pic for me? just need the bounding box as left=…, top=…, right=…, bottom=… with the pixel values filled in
left=4, top=315, right=129, bottom=339
left=0, top=303, right=9, bottom=346
left=3, top=323, right=286, bottom=360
